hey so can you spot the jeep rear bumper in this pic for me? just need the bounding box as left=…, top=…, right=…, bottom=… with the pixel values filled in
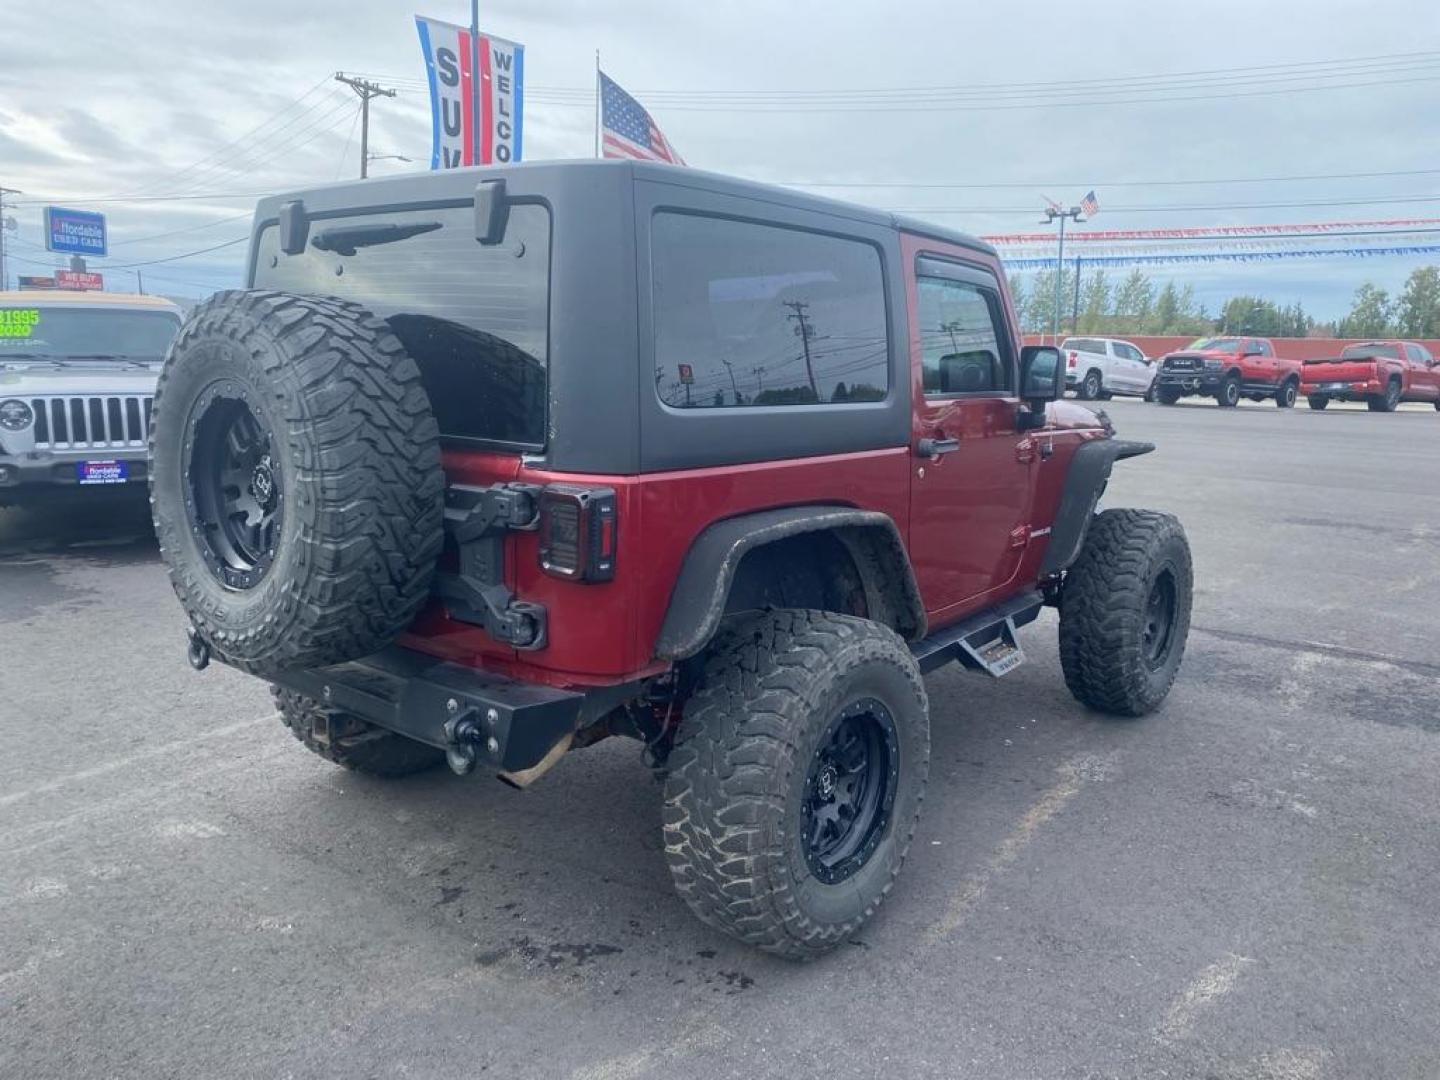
left=265, top=646, right=587, bottom=775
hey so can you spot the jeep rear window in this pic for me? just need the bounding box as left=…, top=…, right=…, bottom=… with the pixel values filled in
left=253, top=203, right=550, bottom=448
left=651, top=213, right=889, bottom=409
left=1341, top=343, right=1399, bottom=360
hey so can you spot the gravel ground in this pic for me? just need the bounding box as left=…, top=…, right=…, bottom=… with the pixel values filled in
left=2, top=397, right=1437, bottom=1080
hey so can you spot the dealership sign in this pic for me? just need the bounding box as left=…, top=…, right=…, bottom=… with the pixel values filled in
left=414, top=15, right=524, bottom=169
left=56, top=270, right=104, bottom=291
left=44, top=206, right=108, bottom=257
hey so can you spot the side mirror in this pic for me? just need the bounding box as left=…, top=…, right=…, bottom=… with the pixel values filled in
left=1018, top=345, right=1062, bottom=431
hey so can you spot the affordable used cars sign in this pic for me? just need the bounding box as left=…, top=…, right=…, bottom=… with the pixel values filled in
left=44, top=207, right=108, bottom=257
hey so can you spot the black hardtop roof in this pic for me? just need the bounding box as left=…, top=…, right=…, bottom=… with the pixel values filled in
left=251, top=158, right=996, bottom=257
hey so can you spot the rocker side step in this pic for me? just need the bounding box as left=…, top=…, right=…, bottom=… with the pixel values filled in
left=910, top=591, right=1044, bottom=676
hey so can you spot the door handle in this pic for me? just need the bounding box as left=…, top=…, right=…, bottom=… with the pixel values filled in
left=916, top=436, right=961, bottom=459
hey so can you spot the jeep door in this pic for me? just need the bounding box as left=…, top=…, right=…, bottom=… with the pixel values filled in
left=902, top=236, right=1036, bottom=621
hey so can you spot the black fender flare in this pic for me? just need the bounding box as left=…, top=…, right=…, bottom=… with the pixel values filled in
left=1039, top=439, right=1154, bottom=576
left=654, top=506, right=925, bottom=661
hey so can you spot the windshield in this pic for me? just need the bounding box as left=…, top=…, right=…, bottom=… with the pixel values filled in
left=1188, top=337, right=1240, bottom=352
left=0, top=305, right=180, bottom=361
left=1341, top=343, right=1399, bottom=360
left=253, top=202, right=550, bottom=448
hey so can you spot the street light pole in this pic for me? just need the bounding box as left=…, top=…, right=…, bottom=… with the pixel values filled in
left=1041, top=205, right=1084, bottom=345
left=0, top=186, right=21, bottom=293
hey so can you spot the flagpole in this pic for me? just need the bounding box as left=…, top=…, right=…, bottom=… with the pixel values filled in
left=594, top=50, right=601, bottom=158
left=471, top=0, right=481, bottom=165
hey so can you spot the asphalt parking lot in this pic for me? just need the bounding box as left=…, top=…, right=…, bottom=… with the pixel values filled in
left=3, top=398, right=1438, bottom=1080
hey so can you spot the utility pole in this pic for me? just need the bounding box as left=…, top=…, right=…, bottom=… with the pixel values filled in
left=751, top=365, right=766, bottom=395
left=1041, top=205, right=1085, bottom=345
left=782, top=299, right=821, bottom=400
left=720, top=357, right=741, bottom=404
left=0, top=186, right=21, bottom=293
left=334, top=73, right=396, bottom=179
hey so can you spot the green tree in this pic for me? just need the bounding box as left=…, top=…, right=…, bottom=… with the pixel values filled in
left=1024, top=266, right=1076, bottom=337
left=1149, top=281, right=1181, bottom=333
left=1396, top=266, right=1440, bottom=337
left=1337, top=283, right=1393, bottom=338
left=1111, top=270, right=1154, bottom=332
left=1077, top=270, right=1111, bottom=333
left=1219, top=295, right=1291, bottom=336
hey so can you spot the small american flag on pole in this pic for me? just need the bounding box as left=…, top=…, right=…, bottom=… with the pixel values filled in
left=1080, top=190, right=1100, bottom=217
left=600, top=71, right=685, bottom=165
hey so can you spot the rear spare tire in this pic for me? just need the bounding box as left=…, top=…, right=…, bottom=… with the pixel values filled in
left=149, top=290, right=445, bottom=675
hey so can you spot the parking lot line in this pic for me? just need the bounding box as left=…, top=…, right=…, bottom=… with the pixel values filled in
left=925, top=750, right=1119, bottom=941
left=1154, top=952, right=1257, bottom=1045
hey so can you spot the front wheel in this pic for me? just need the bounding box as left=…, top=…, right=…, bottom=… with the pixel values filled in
left=1156, top=386, right=1182, bottom=406
left=1215, top=375, right=1241, bottom=407
left=1059, top=509, right=1193, bottom=717
left=1276, top=379, right=1298, bottom=408
left=662, top=610, right=929, bottom=959
left=1307, top=394, right=1330, bottom=411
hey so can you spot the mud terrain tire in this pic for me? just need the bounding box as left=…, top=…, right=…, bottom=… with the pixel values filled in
left=273, top=687, right=444, bottom=776
left=1216, top=374, right=1241, bottom=407
left=1307, top=394, right=1330, bottom=410
left=1275, top=378, right=1298, bottom=408
left=1059, top=509, right=1192, bottom=717
left=150, top=291, right=444, bottom=675
left=662, top=609, right=929, bottom=959
left=1156, top=386, right=1182, bottom=405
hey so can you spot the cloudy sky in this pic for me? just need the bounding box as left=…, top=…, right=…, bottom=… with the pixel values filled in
left=2, top=0, right=1438, bottom=319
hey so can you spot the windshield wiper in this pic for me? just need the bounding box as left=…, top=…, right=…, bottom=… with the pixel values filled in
left=311, top=221, right=443, bottom=255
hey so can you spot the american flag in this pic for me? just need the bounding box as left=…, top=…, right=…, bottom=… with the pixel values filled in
left=1080, top=190, right=1100, bottom=217
left=600, top=71, right=685, bottom=165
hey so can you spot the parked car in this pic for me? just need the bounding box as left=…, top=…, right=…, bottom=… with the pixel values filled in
left=1060, top=336, right=1155, bottom=400
left=0, top=291, right=182, bottom=507
left=149, top=161, right=1192, bottom=958
left=1153, top=336, right=1302, bottom=408
left=1300, top=340, right=1440, bottom=412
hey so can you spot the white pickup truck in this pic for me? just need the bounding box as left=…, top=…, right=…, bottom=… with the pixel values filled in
left=1, top=291, right=182, bottom=506
left=1060, top=336, right=1156, bottom=400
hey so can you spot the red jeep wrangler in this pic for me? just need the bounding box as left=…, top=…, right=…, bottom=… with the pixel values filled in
left=1300, top=340, right=1440, bottom=412
left=149, top=162, right=1192, bottom=957
left=1153, top=335, right=1302, bottom=408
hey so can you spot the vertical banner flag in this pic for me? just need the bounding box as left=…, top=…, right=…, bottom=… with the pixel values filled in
left=415, top=15, right=524, bottom=169
left=599, top=71, right=685, bottom=165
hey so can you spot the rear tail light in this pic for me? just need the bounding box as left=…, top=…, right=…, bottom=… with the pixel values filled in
left=538, top=486, right=617, bottom=582
left=1067, top=351, right=1078, bottom=368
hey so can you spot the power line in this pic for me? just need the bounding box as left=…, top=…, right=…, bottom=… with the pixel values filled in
left=99, top=236, right=249, bottom=270
left=893, top=194, right=1440, bottom=216
left=774, top=168, right=1440, bottom=191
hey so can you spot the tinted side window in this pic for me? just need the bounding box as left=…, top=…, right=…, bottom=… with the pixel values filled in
left=1404, top=343, right=1430, bottom=364
left=1064, top=338, right=1100, bottom=355
left=916, top=276, right=1010, bottom=396
left=1257, top=340, right=1274, bottom=357
left=651, top=213, right=888, bottom=409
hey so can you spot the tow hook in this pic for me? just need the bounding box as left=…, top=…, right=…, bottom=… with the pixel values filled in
left=442, top=701, right=494, bottom=776
left=186, top=628, right=211, bottom=671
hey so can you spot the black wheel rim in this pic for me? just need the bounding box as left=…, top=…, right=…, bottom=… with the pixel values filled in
left=184, top=383, right=283, bottom=590
left=1142, top=570, right=1178, bottom=669
left=801, top=697, right=899, bottom=885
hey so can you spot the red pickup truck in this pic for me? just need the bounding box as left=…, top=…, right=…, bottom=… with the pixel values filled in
left=1153, top=336, right=1303, bottom=408
left=1300, top=341, right=1440, bottom=412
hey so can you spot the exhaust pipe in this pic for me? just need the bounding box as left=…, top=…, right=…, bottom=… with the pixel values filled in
left=497, top=732, right=574, bottom=790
